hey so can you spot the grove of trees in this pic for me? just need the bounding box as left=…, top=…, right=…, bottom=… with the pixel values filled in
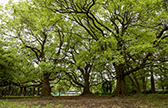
left=0, top=0, right=168, bottom=97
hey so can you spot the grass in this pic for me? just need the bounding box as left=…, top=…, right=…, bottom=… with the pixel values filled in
left=0, top=100, right=57, bottom=108
left=0, top=100, right=29, bottom=108
left=57, top=104, right=64, bottom=108
left=129, top=94, right=168, bottom=107
left=0, top=94, right=168, bottom=108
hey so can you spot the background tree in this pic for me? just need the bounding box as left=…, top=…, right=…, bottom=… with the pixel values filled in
left=0, top=41, right=16, bottom=87
left=52, top=80, right=71, bottom=95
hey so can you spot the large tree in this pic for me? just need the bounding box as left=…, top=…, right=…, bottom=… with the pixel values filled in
left=63, top=33, right=105, bottom=95
left=0, top=1, right=70, bottom=96
left=42, top=0, right=168, bottom=96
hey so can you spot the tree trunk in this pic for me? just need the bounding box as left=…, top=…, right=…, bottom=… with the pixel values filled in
left=37, top=87, right=40, bottom=95
left=0, top=88, right=2, bottom=97
left=41, top=73, right=51, bottom=96
left=59, top=90, right=61, bottom=96
left=4, top=87, right=7, bottom=96
left=161, top=83, right=165, bottom=91
left=19, top=87, right=23, bottom=96
left=9, top=85, right=13, bottom=95
left=115, top=75, right=129, bottom=96
left=150, top=71, right=155, bottom=93
left=23, top=87, right=26, bottom=96
left=142, top=76, right=147, bottom=94
left=81, top=73, right=93, bottom=95
left=33, top=87, right=35, bottom=96
left=114, top=64, right=129, bottom=96
left=160, top=76, right=164, bottom=91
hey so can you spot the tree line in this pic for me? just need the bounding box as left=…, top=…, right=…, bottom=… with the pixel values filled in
left=0, top=0, right=168, bottom=97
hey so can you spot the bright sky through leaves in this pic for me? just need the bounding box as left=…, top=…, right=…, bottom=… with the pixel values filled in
left=0, top=0, right=19, bottom=5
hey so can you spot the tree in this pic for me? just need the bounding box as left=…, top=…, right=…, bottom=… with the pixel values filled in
left=1, top=0, right=168, bottom=97
left=128, top=72, right=141, bottom=94
left=1, top=1, right=69, bottom=96
left=52, top=80, right=71, bottom=96
left=0, top=41, right=15, bottom=87
left=63, top=35, right=104, bottom=95
left=43, top=0, right=168, bottom=96
left=0, top=40, right=43, bottom=96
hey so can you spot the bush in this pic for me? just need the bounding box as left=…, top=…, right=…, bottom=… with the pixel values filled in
left=158, top=91, right=168, bottom=94
left=95, top=92, right=101, bottom=95
left=101, top=92, right=112, bottom=95
left=146, top=90, right=152, bottom=94
left=129, top=90, right=137, bottom=94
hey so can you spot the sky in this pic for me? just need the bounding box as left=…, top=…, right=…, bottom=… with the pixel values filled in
left=0, top=0, right=19, bottom=5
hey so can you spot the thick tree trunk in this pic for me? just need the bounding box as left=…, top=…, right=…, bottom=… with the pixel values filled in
left=115, top=76, right=129, bottom=96
left=81, top=73, right=93, bottom=95
left=82, top=81, right=92, bottom=95
left=150, top=71, right=155, bottom=93
left=41, top=74, right=51, bottom=96
left=114, top=64, right=129, bottom=96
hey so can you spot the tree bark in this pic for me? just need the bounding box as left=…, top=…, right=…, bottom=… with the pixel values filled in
left=23, top=87, right=26, bottom=96
left=19, top=87, right=23, bottom=96
left=9, top=85, right=13, bottom=95
left=81, top=73, right=93, bottom=95
left=160, top=76, right=165, bottom=91
left=0, top=88, right=2, bottom=97
left=4, top=87, right=7, bottom=96
left=150, top=71, right=155, bottom=93
left=142, top=76, right=147, bottom=94
left=37, top=87, right=40, bottom=95
left=115, top=75, right=129, bottom=96
left=33, top=87, right=35, bottom=96
left=41, top=73, right=51, bottom=96
left=114, top=64, right=129, bottom=96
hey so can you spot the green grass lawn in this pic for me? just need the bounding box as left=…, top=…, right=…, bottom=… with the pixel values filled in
left=0, top=94, right=168, bottom=108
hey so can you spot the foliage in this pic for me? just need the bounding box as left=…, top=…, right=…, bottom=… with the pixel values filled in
left=0, top=0, right=168, bottom=96
left=52, top=80, right=71, bottom=94
left=40, top=0, right=168, bottom=95
left=0, top=41, right=29, bottom=85
left=0, top=0, right=71, bottom=96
